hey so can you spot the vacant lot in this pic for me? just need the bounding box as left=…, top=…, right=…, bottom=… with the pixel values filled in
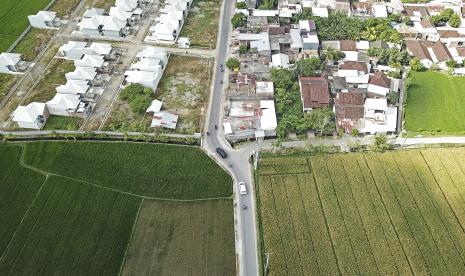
left=258, top=148, right=465, bottom=275
left=405, top=71, right=465, bottom=133
left=180, top=0, right=222, bottom=47
left=104, top=55, right=212, bottom=134
left=0, top=142, right=235, bottom=275
left=121, top=199, right=236, bottom=276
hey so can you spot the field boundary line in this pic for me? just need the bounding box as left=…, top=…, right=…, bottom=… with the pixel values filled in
left=361, top=154, right=418, bottom=275
left=282, top=176, right=305, bottom=275
left=0, top=175, right=49, bottom=265
left=17, top=144, right=231, bottom=202
left=295, top=174, right=322, bottom=275
left=353, top=156, right=402, bottom=276
left=439, top=151, right=465, bottom=235
left=388, top=153, right=452, bottom=274
left=308, top=159, right=343, bottom=276
left=117, top=198, right=144, bottom=276
left=404, top=152, right=465, bottom=265
left=338, top=157, right=381, bottom=274
left=368, top=154, right=430, bottom=272
left=322, top=158, right=362, bottom=275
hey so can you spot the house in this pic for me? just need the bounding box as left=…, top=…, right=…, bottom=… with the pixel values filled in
left=88, top=42, right=116, bottom=60
left=271, top=53, right=290, bottom=68
left=312, top=7, right=329, bottom=17
left=372, top=4, right=388, bottom=18
left=298, top=76, right=330, bottom=112
left=82, top=8, right=105, bottom=18
left=255, top=81, right=274, bottom=99
left=66, top=67, right=102, bottom=86
left=109, top=6, right=134, bottom=25
left=359, top=98, right=397, bottom=134
left=12, top=102, right=49, bottom=129
left=46, top=94, right=82, bottom=116
left=302, top=34, right=319, bottom=51
left=136, top=47, right=168, bottom=67
left=124, top=70, right=162, bottom=90
left=146, top=99, right=163, bottom=114
left=78, top=15, right=129, bottom=37
left=74, top=54, right=106, bottom=70
left=338, top=61, right=369, bottom=77
left=0, top=53, right=22, bottom=74
left=236, top=33, right=271, bottom=56
left=352, top=2, right=372, bottom=17
left=367, top=72, right=391, bottom=97
left=259, top=100, right=277, bottom=134
left=151, top=111, right=179, bottom=129
left=405, top=40, right=452, bottom=69
left=130, top=58, right=163, bottom=72
left=28, top=11, right=60, bottom=29
left=340, top=40, right=358, bottom=61
left=299, top=20, right=316, bottom=34
left=56, top=80, right=90, bottom=95
left=58, top=41, right=88, bottom=60
left=334, top=92, right=364, bottom=133
left=335, top=0, right=351, bottom=14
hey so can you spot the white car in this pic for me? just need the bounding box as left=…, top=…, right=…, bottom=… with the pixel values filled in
left=239, top=182, right=247, bottom=195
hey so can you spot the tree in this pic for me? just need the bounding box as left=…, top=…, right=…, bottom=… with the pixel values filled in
left=409, top=57, right=425, bottom=71
left=291, top=8, right=313, bottom=23
left=226, top=57, right=240, bottom=70
left=387, top=91, right=399, bottom=105
left=236, top=1, right=247, bottom=9
left=271, top=68, right=294, bottom=89
left=403, top=16, right=413, bottom=26
left=449, top=13, right=461, bottom=28
left=238, top=45, right=248, bottom=54
left=130, top=94, right=152, bottom=114
left=231, top=13, right=247, bottom=28
left=323, top=48, right=345, bottom=63
left=446, top=59, right=459, bottom=68
left=294, top=57, right=322, bottom=77
left=388, top=14, right=401, bottom=23
left=300, top=107, right=335, bottom=136
left=372, top=134, right=392, bottom=151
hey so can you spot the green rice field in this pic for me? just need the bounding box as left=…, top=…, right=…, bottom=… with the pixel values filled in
left=257, top=148, right=465, bottom=275
left=0, top=142, right=235, bottom=275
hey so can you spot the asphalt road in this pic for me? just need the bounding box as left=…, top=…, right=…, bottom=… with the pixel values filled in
left=202, top=0, right=260, bottom=275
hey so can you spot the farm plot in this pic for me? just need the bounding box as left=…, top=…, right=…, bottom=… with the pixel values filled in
left=0, top=142, right=235, bottom=275
left=23, top=141, right=232, bottom=199
left=121, top=199, right=236, bottom=276
left=0, top=0, right=52, bottom=51
left=257, top=148, right=465, bottom=275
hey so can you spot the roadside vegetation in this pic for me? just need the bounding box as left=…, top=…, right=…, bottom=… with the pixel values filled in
left=0, top=142, right=235, bottom=274
left=43, top=116, right=83, bottom=130
left=257, top=147, right=465, bottom=275
left=0, top=75, right=18, bottom=103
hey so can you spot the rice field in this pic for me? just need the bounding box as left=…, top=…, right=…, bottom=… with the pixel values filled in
left=257, top=148, right=465, bottom=275
left=0, top=142, right=235, bottom=275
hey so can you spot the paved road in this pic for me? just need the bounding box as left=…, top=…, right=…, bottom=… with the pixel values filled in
left=202, top=0, right=260, bottom=275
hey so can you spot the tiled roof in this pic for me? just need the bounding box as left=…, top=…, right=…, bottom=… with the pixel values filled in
left=369, top=72, right=391, bottom=88
left=339, top=61, right=368, bottom=73
left=298, top=76, right=330, bottom=109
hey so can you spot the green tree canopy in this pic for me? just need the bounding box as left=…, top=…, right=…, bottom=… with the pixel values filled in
left=226, top=58, right=240, bottom=70
left=231, top=13, right=247, bottom=28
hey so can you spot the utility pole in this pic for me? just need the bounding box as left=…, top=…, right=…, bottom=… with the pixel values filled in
left=264, top=252, right=273, bottom=276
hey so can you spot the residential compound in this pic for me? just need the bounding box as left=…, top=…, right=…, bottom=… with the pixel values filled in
left=227, top=0, right=465, bottom=139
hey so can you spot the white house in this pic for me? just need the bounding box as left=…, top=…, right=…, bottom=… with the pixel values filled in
left=136, top=47, right=168, bottom=66
left=130, top=58, right=163, bottom=72
left=124, top=70, right=162, bottom=90
left=255, top=81, right=274, bottom=98
left=78, top=15, right=129, bottom=37
left=359, top=98, right=397, bottom=134
left=66, top=67, right=101, bottom=85
left=58, top=41, right=88, bottom=60
left=259, top=100, right=277, bottom=134
left=367, top=72, right=391, bottom=97
left=46, top=94, right=81, bottom=116
left=0, top=53, right=22, bottom=74
left=312, top=7, right=329, bottom=17
left=83, top=8, right=105, bottom=18
left=372, top=5, right=388, bottom=18
left=56, top=80, right=90, bottom=95
left=74, top=54, right=105, bottom=69
left=12, top=102, right=49, bottom=129
left=28, top=11, right=60, bottom=29
left=271, top=53, right=290, bottom=68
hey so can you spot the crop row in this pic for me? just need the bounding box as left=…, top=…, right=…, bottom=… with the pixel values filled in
left=259, top=165, right=310, bottom=175
left=259, top=156, right=308, bottom=166
left=23, top=142, right=232, bottom=199
left=0, top=176, right=141, bottom=275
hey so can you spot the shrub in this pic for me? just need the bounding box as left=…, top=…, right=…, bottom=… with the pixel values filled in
left=226, top=57, right=240, bottom=70
left=231, top=13, right=247, bottom=28
left=236, top=1, right=247, bottom=8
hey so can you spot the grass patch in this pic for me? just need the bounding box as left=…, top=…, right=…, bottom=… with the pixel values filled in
left=49, top=0, right=81, bottom=17
left=180, top=0, right=222, bottom=47
left=405, top=71, right=465, bottom=133
left=43, top=115, right=83, bottom=130
left=121, top=199, right=236, bottom=275
left=23, top=59, right=75, bottom=105
left=258, top=148, right=465, bottom=275
left=0, top=74, right=18, bottom=103
left=13, top=29, right=55, bottom=61
left=0, top=34, right=18, bottom=52
left=23, top=141, right=232, bottom=199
